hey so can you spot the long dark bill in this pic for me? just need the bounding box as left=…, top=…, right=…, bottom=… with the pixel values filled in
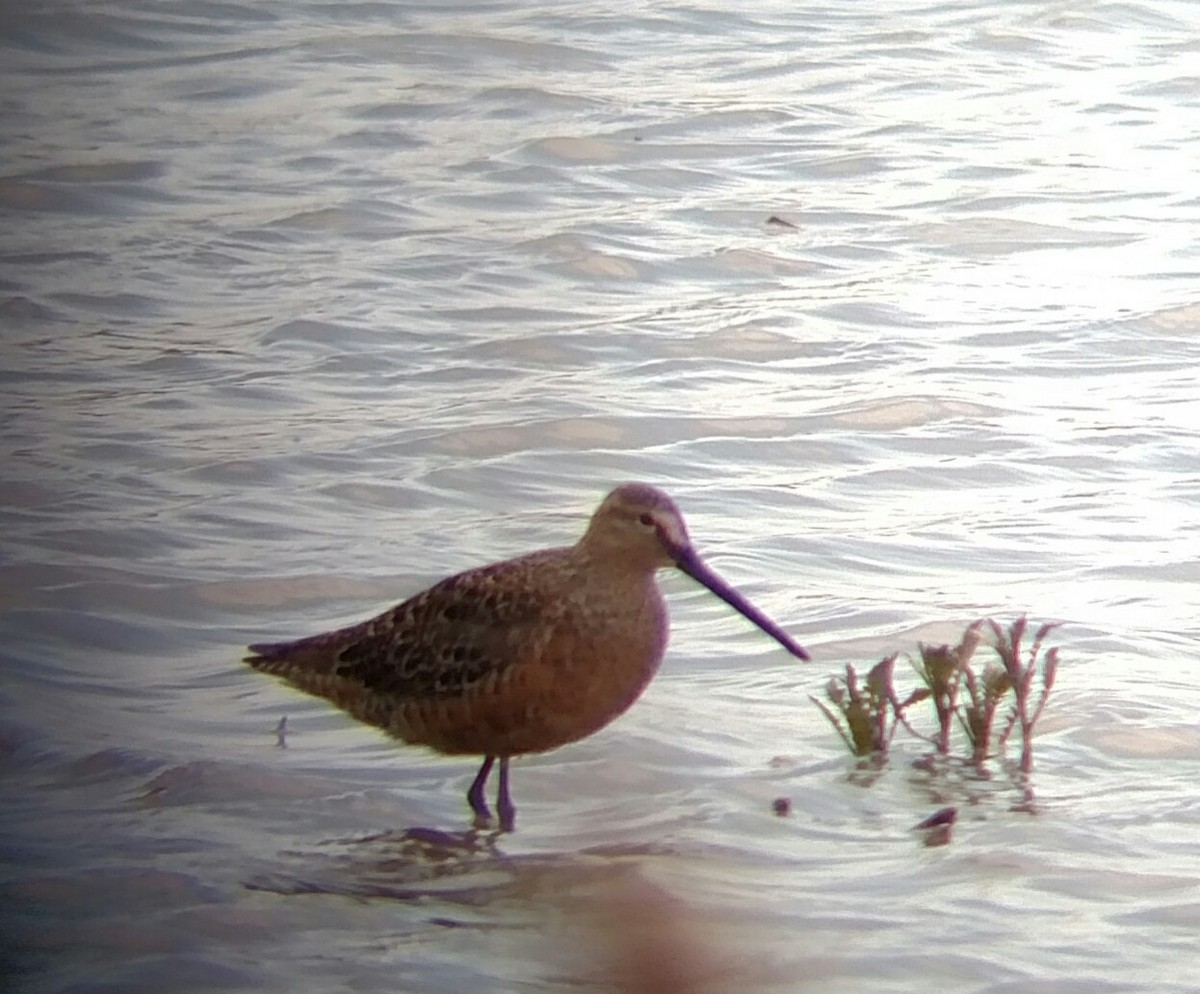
left=673, top=547, right=810, bottom=661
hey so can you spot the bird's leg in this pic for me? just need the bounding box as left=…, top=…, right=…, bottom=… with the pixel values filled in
left=467, top=755, right=495, bottom=827
left=496, top=757, right=516, bottom=832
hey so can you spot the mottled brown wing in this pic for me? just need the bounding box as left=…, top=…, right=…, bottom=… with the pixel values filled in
left=245, top=549, right=568, bottom=703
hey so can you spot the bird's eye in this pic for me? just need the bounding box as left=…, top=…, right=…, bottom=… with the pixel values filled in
left=638, top=513, right=654, bottom=527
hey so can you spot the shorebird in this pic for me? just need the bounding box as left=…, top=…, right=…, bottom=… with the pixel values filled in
left=245, top=483, right=808, bottom=831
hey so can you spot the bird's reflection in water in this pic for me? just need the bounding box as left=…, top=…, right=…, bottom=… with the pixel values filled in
left=246, top=827, right=761, bottom=992
left=243, top=824, right=674, bottom=906
left=245, top=826, right=506, bottom=903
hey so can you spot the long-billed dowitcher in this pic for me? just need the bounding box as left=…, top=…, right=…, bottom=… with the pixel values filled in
left=245, top=483, right=808, bottom=831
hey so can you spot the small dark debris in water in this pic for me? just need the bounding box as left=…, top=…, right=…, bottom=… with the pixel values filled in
left=772, top=796, right=791, bottom=817
left=274, top=716, right=288, bottom=749
left=766, top=215, right=799, bottom=230
left=914, top=806, right=957, bottom=847
left=915, top=806, right=957, bottom=830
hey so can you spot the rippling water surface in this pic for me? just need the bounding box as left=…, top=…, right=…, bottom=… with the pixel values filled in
left=3, top=2, right=1200, bottom=991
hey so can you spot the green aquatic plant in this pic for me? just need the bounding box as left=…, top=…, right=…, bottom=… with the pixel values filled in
left=989, top=616, right=1059, bottom=774
left=811, top=654, right=928, bottom=758
left=914, top=621, right=982, bottom=755
left=959, top=656, right=1012, bottom=765
left=816, top=617, right=1059, bottom=774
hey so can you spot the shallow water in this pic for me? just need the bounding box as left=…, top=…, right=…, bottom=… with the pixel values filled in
left=3, top=1, right=1200, bottom=992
